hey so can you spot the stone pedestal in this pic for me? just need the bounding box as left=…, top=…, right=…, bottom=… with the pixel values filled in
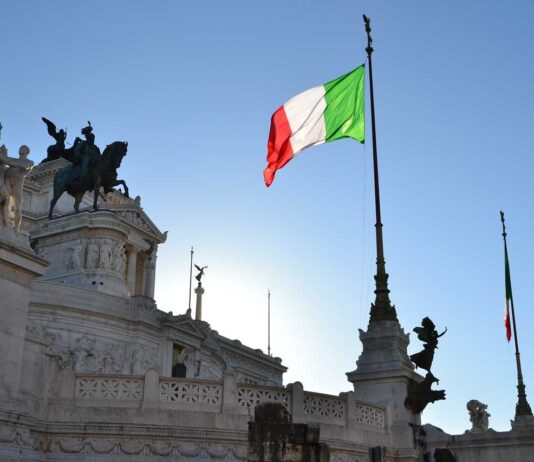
left=248, top=402, right=330, bottom=462
left=347, top=320, right=423, bottom=449
left=0, top=231, right=47, bottom=407
left=511, top=414, right=534, bottom=430
left=31, top=210, right=132, bottom=298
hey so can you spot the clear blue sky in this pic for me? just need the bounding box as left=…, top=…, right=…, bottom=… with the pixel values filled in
left=2, top=0, right=534, bottom=434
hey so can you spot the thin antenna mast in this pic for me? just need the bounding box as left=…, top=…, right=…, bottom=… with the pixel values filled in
left=268, top=289, right=271, bottom=356
left=188, top=247, right=194, bottom=311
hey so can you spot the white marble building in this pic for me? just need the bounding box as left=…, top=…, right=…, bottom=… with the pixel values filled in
left=1, top=151, right=534, bottom=462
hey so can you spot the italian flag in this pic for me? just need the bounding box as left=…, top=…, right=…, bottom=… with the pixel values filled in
left=504, top=243, right=513, bottom=342
left=264, top=65, right=365, bottom=187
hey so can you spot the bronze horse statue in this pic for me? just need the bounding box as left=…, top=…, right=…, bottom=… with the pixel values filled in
left=48, top=141, right=129, bottom=218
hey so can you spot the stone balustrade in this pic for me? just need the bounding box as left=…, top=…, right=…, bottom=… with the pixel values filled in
left=74, top=371, right=386, bottom=433
left=76, top=374, right=144, bottom=402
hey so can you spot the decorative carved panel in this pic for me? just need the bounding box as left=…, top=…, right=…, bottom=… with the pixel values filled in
left=159, top=379, right=222, bottom=405
left=303, top=393, right=345, bottom=419
left=354, top=402, right=385, bottom=427
left=237, top=385, right=289, bottom=410
left=76, top=376, right=143, bottom=400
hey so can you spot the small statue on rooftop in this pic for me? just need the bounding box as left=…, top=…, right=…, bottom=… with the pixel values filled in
left=42, top=117, right=68, bottom=163
left=466, top=399, right=490, bottom=432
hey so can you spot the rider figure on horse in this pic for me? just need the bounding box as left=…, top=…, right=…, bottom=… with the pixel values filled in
left=70, top=122, right=101, bottom=182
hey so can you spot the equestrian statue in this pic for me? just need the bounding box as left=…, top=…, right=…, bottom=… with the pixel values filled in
left=47, top=120, right=129, bottom=218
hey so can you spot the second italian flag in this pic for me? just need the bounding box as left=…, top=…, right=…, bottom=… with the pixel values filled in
left=264, top=65, right=366, bottom=187
left=504, top=242, right=513, bottom=342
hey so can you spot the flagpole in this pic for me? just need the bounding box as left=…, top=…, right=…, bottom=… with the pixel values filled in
left=363, top=15, right=398, bottom=323
left=500, top=212, right=533, bottom=419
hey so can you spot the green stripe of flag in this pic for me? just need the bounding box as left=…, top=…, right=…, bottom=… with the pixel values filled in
left=505, top=244, right=513, bottom=301
left=323, top=65, right=366, bottom=144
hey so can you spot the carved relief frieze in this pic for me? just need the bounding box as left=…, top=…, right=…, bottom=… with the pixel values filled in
left=44, top=330, right=158, bottom=375
left=0, top=264, right=32, bottom=286
left=131, top=295, right=157, bottom=311
left=25, top=321, right=54, bottom=345
left=66, top=240, right=83, bottom=270
left=36, top=228, right=124, bottom=247
left=330, top=450, right=364, bottom=462
left=0, top=410, right=249, bottom=458
left=102, top=191, right=136, bottom=206
left=0, top=422, right=248, bottom=459
left=225, top=351, right=281, bottom=382
left=41, top=236, right=128, bottom=279
left=116, top=210, right=154, bottom=235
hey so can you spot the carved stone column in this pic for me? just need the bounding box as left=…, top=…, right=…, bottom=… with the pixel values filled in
left=144, top=248, right=157, bottom=299
left=126, top=246, right=138, bottom=293
left=136, top=253, right=146, bottom=296
left=195, top=282, right=204, bottom=321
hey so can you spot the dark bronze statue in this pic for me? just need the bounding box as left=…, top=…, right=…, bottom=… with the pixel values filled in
left=405, top=317, right=446, bottom=414
left=41, top=117, right=69, bottom=163
left=195, top=265, right=207, bottom=283
left=405, top=372, right=446, bottom=414
left=410, top=317, right=447, bottom=372
left=69, top=122, right=101, bottom=183
left=48, top=121, right=129, bottom=218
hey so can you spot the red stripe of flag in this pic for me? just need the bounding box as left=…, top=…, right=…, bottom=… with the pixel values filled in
left=263, top=105, right=294, bottom=187
left=505, top=301, right=512, bottom=342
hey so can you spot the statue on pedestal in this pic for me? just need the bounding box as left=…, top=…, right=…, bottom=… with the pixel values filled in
left=47, top=120, right=129, bottom=218
left=405, top=317, right=447, bottom=414
left=0, top=144, right=34, bottom=231
left=410, top=317, right=447, bottom=372
left=195, top=264, right=207, bottom=283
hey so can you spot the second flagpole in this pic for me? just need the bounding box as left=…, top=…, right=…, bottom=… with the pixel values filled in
left=500, top=211, right=533, bottom=420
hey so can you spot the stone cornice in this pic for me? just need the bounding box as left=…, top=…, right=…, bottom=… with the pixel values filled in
left=218, top=337, right=287, bottom=373
left=26, top=158, right=71, bottom=180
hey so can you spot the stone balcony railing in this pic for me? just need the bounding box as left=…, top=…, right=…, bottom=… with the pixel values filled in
left=74, top=371, right=386, bottom=433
